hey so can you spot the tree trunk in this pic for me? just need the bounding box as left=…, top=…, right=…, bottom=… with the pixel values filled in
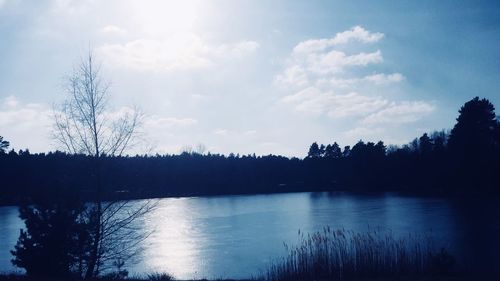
left=85, top=156, right=102, bottom=279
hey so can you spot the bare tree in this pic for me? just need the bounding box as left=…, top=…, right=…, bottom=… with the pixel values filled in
left=53, top=51, right=155, bottom=279
left=53, top=53, right=140, bottom=157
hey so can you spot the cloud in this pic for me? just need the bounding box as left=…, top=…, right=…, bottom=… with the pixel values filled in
left=209, top=41, right=260, bottom=58
left=100, top=25, right=127, bottom=35
left=98, top=34, right=259, bottom=72
left=293, top=26, right=384, bottom=54
left=276, top=27, right=385, bottom=88
left=49, top=0, right=93, bottom=15
left=212, top=128, right=228, bottom=136
left=332, top=25, right=385, bottom=44
left=0, top=96, right=201, bottom=153
left=144, top=116, right=198, bottom=128
left=276, top=25, right=435, bottom=135
left=361, top=101, right=435, bottom=125
left=364, top=73, right=405, bottom=85
left=342, top=127, right=385, bottom=140
left=305, top=50, right=383, bottom=75
left=0, top=96, right=52, bottom=151
left=274, top=65, right=309, bottom=88
left=3, top=95, right=19, bottom=107
left=243, top=130, right=257, bottom=136
left=282, top=88, right=388, bottom=118
left=326, top=72, right=405, bottom=88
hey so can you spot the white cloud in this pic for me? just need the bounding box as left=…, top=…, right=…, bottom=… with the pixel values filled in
left=144, top=116, right=198, bottom=128
left=282, top=87, right=434, bottom=124
left=342, top=127, right=385, bottom=140
left=333, top=25, right=385, bottom=44
left=243, top=130, right=257, bottom=136
left=49, top=0, right=93, bottom=15
left=100, top=25, right=127, bottom=35
left=275, top=26, right=385, bottom=87
left=0, top=96, right=201, bottom=153
left=293, top=26, right=384, bottom=54
left=0, top=96, right=52, bottom=152
left=4, top=95, right=19, bottom=107
left=326, top=72, right=405, bottom=88
left=305, top=50, right=383, bottom=74
left=274, top=65, right=309, bottom=88
left=361, top=101, right=435, bottom=125
left=282, top=88, right=388, bottom=118
left=212, top=128, right=228, bottom=136
left=364, top=73, right=405, bottom=85
left=276, top=26, right=435, bottom=136
left=98, top=34, right=259, bottom=72
left=209, top=41, right=260, bottom=58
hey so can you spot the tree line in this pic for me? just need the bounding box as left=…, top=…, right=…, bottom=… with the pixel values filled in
left=2, top=52, right=499, bottom=280
left=1, top=96, right=500, bottom=207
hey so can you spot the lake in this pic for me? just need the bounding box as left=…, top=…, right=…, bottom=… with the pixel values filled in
left=1, top=192, right=499, bottom=279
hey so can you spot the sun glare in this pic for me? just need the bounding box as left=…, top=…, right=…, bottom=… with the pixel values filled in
left=132, top=0, right=200, bottom=36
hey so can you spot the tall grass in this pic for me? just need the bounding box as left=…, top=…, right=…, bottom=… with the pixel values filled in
left=264, top=227, right=453, bottom=281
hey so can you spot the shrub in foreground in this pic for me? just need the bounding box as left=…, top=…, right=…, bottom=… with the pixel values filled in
left=146, top=272, right=175, bottom=281
left=264, top=228, right=454, bottom=281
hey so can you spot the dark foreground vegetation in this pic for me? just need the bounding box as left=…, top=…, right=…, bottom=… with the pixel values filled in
left=2, top=97, right=500, bottom=206
left=1, top=228, right=498, bottom=281
left=265, top=228, right=455, bottom=281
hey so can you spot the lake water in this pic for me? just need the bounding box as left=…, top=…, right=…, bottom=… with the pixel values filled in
left=1, top=192, right=499, bottom=279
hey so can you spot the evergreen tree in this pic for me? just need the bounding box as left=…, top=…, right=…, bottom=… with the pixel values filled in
left=419, top=133, right=432, bottom=155
left=319, top=144, right=326, bottom=157
left=0, top=136, right=9, bottom=153
left=307, top=142, right=321, bottom=158
left=448, top=97, right=497, bottom=152
left=342, top=146, right=351, bottom=158
left=11, top=197, right=90, bottom=278
left=324, top=142, right=342, bottom=158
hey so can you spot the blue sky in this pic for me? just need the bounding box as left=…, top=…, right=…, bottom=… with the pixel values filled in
left=1, top=0, right=500, bottom=156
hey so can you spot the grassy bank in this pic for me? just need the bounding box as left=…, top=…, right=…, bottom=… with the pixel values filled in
left=263, top=228, right=458, bottom=281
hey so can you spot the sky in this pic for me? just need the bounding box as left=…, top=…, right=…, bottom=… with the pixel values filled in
left=1, top=0, right=500, bottom=157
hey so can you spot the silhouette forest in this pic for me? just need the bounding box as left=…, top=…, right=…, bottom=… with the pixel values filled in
left=1, top=97, right=499, bottom=206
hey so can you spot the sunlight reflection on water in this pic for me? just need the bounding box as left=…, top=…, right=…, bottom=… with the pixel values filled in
left=1, top=192, right=499, bottom=279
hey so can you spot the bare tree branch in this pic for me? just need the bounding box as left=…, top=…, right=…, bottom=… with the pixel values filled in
left=52, top=50, right=154, bottom=279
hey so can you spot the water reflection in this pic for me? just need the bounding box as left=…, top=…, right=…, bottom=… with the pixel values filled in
left=0, top=206, right=24, bottom=274
left=1, top=192, right=499, bottom=279
left=140, top=198, right=202, bottom=278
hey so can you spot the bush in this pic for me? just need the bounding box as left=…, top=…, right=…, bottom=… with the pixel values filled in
left=146, top=272, right=175, bottom=281
left=10, top=198, right=90, bottom=279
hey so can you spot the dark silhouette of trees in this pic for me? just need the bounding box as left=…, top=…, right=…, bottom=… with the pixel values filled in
left=1, top=97, right=500, bottom=209
left=307, top=142, right=321, bottom=158
left=324, top=142, right=341, bottom=158
left=418, top=133, right=432, bottom=156
left=319, top=144, right=326, bottom=157
left=446, top=97, right=499, bottom=192
left=11, top=196, right=90, bottom=278
left=342, top=146, right=351, bottom=158
left=0, top=136, right=9, bottom=153
left=448, top=97, right=497, bottom=151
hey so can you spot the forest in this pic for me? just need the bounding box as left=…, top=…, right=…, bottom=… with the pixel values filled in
left=1, top=96, right=499, bottom=206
